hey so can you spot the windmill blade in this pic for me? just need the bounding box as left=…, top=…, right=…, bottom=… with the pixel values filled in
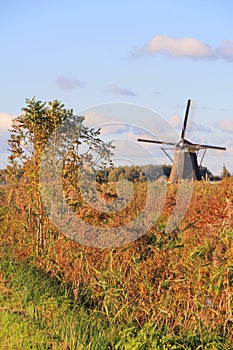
left=137, top=138, right=176, bottom=146
left=192, top=143, right=226, bottom=151
left=181, top=99, right=191, bottom=139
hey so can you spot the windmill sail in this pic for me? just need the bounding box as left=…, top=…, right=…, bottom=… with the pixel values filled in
left=190, top=143, right=226, bottom=151
left=137, top=138, right=176, bottom=146
left=181, top=99, right=191, bottom=139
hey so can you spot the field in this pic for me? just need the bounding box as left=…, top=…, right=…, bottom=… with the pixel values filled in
left=1, top=177, right=233, bottom=349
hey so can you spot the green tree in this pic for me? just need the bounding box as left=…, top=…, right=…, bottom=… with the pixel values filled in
left=8, top=97, right=114, bottom=254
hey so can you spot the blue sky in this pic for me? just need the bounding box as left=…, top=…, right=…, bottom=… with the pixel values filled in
left=0, top=0, right=233, bottom=174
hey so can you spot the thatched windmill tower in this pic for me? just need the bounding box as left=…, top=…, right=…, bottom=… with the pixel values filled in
left=138, top=99, right=226, bottom=183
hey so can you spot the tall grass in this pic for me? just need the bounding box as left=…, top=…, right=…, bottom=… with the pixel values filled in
left=1, top=179, right=233, bottom=348
left=0, top=258, right=232, bottom=349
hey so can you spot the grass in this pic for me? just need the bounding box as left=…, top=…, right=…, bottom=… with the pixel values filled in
left=0, top=258, right=113, bottom=349
left=0, top=257, right=232, bottom=349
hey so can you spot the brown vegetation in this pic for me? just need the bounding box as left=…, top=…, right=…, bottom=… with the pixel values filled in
left=1, top=177, right=233, bottom=341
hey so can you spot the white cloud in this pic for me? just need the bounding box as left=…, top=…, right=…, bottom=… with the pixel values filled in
left=111, top=138, right=164, bottom=165
left=84, top=111, right=129, bottom=135
left=169, top=115, right=182, bottom=129
left=0, top=113, right=14, bottom=132
left=131, top=35, right=233, bottom=62
left=106, top=84, right=136, bottom=96
left=214, top=119, right=233, bottom=133
left=84, top=111, right=109, bottom=127
left=144, top=35, right=212, bottom=58
left=216, top=39, right=233, bottom=61
left=56, top=76, right=85, bottom=90
left=223, top=140, right=233, bottom=158
left=126, top=129, right=155, bottom=142
left=169, top=115, right=212, bottom=134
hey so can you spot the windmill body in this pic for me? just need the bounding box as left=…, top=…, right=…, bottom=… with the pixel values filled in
left=169, top=146, right=201, bottom=183
left=138, top=100, right=226, bottom=183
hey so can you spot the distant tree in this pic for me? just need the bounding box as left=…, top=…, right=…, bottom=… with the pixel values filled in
left=199, top=166, right=213, bottom=180
left=161, top=164, right=172, bottom=178
left=222, top=165, right=231, bottom=178
left=129, top=166, right=143, bottom=182
left=107, top=164, right=172, bottom=182
left=108, top=167, right=123, bottom=182
left=141, top=164, right=164, bottom=181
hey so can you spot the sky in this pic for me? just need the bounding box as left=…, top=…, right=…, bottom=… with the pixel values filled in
left=0, top=0, right=233, bottom=175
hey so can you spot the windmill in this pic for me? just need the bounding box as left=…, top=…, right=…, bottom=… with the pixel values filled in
left=138, top=99, right=226, bottom=183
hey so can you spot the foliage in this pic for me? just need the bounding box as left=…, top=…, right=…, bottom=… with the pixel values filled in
left=222, top=165, right=231, bottom=178
left=1, top=179, right=233, bottom=347
left=7, top=97, right=114, bottom=254
left=199, top=165, right=213, bottom=180
left=101, top=164, right=217, bottom=183
left=8, top=97, right=114, bottom=181
left=106, top=164, right=168, bottom=183
left=0, top=169, right=7, bottom=185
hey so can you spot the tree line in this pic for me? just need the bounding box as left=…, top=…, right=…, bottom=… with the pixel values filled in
left=94, top=164, right=228, bottom=183
left=1, top=162, right=225, bottom=185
